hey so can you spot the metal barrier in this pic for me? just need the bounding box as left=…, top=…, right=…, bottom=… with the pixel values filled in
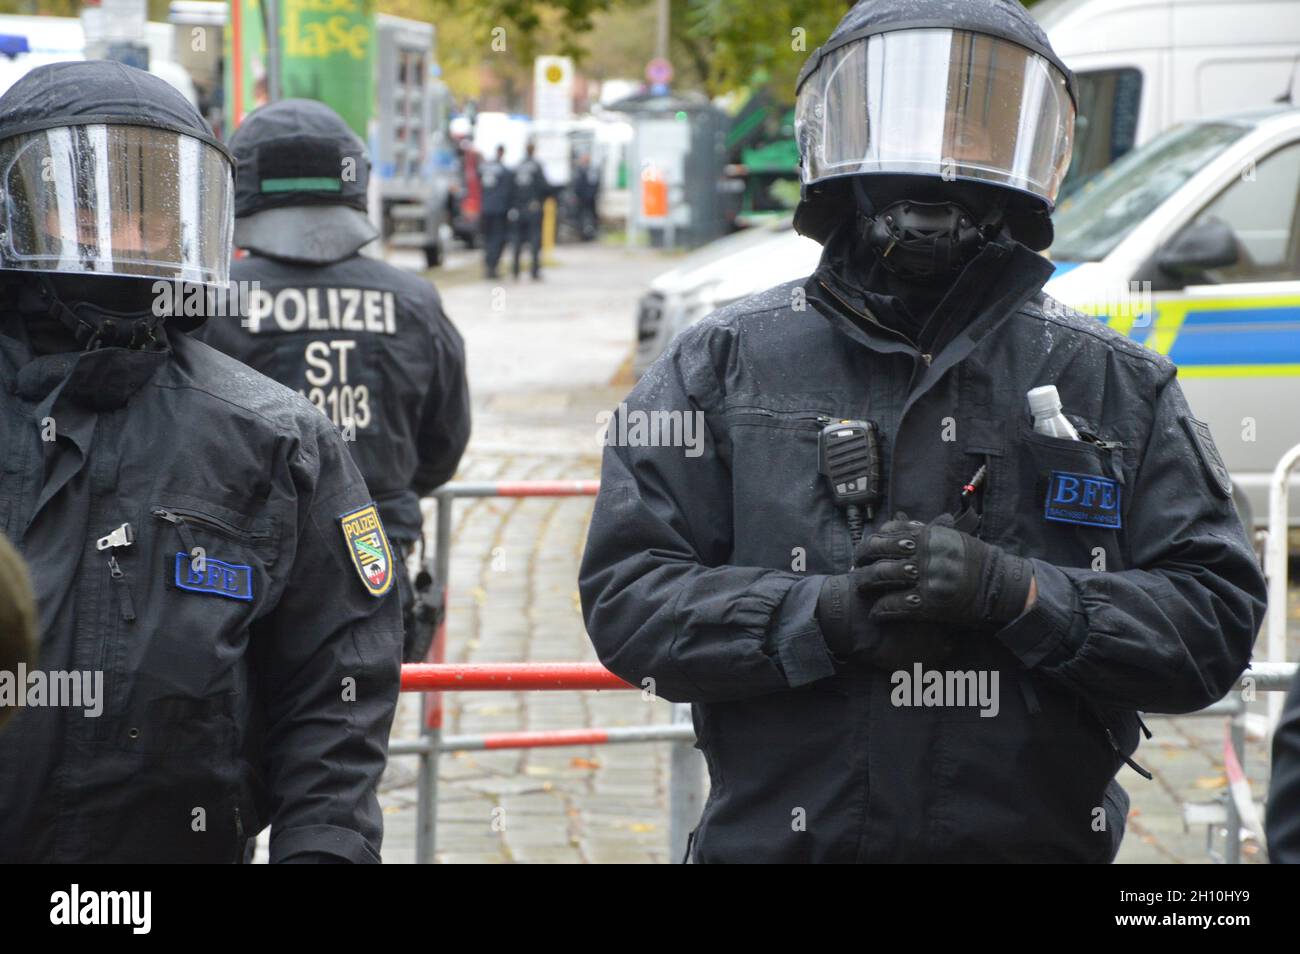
left=1153, top=661, right=1296, bottom=863
left=1265, top=443, right=1300, bottom=729
left=392, top=480, right=707, bottom=865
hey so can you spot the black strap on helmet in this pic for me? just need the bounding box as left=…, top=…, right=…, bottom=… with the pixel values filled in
left=854, top=179, right=1009, bottom=281
left=34, top=275, right=164, bottom=352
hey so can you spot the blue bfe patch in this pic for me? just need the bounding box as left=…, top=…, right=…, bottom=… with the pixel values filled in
left=1044, top=471, right=1122, bottom=529
left=173, top=552, right=254, bottom=601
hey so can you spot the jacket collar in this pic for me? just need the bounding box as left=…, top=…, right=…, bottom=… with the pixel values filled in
left=2, top=313, right=171, bottom=410
left=804, top=219, right=1055, bottom=361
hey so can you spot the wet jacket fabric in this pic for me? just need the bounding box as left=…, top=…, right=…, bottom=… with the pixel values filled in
left=579, top=227, right=1267, bottom=863
left=198, top=252, right=471, bottom=543
left=0, top=317, right=403, bottom=863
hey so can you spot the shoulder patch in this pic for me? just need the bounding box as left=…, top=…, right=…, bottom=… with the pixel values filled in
left=339, top=503, right=396, bottom=597
left=1182, top=416, right=1234, bottom=499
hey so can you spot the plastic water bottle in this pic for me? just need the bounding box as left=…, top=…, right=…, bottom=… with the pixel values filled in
left=1028, top=385, right=1080, bottom=440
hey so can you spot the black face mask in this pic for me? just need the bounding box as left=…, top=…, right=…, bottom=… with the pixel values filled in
left=853, top=177, right=1009, bottom=282
left=25, top=274, right=166, bottom=351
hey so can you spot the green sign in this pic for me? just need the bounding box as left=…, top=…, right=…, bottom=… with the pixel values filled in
left=278, top=0, right=375, bottom=138
left=223, top=0, right=375, bottom=139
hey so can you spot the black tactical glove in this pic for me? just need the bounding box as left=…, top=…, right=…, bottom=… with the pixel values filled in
left=816, top=569, right=953, bottom=669
left=855, top=512, right=1034, bottom=628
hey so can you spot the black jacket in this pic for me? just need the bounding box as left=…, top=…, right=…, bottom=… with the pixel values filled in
left=199, top=253, right=471, bottom=542
left=479, top=159, right=514, bottom=217
left=0, top=319, right=403, bottom=863
left=511, top=158, right=551, bottom=216
left=579, top=231, right=1267, bottom=863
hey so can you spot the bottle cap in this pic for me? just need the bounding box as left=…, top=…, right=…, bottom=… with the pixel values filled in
left=1027, top=385, right=1062, bottom=419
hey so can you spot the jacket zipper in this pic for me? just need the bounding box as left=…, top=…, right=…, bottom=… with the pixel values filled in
left=1076, top=430, right=1127, bottom=484
left=817, top=279, right=932, bottom=366
left=107, top=555, right=136, bottom=622
left=152, top=506, right=271, bottom=544
left=726, top=408, right=833, bottom=428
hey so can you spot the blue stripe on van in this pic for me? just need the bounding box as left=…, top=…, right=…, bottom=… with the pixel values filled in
left=1178, top=306, right=1300, bottom=327
left=1167, top=322, right=1300, bottom=366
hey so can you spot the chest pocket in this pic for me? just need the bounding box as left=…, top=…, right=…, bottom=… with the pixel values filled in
left=986, top=422, right=1130, bottom=571
left=722, top=400, right=856, bottom=572
left=99, top=494, right=281, bottom=754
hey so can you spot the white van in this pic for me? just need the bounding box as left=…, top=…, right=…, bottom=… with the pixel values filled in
left=1036, top=0, right=1300, bottom=195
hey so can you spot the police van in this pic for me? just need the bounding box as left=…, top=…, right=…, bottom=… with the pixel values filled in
left=1048, top=106, right=1300, bottom=526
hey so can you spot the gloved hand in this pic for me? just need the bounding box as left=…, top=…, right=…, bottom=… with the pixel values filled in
left=816, top=569, right=953, bottom=669
left=855, top=512, right=1034, bottom=628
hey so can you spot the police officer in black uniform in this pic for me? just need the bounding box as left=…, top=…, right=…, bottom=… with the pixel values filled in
left=0, top=62, right=402, bottom=863
left=479, top=145, right=514, bottom=279
left=579, top=0, right=1268, bottom=863
left=511, top=141, right=551, bottom=281
left=198, top=100, right=471, bottom=664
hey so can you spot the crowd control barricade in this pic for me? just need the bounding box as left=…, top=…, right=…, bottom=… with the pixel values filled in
left=1265, top=443, right=1300, bottom=729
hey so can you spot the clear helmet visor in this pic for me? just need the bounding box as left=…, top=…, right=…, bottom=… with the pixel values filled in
left=796, top=29, right=1075, bottom=207
left=0, top=124, right=234, bottom=285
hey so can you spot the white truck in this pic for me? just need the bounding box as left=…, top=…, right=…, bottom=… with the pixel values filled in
left=372, top=14, right=451, bottom=268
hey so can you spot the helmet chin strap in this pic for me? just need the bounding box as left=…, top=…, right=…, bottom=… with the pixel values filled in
left=33, top=275, right=165, bottom=351
left=853, top=178, right=1009, bottom=282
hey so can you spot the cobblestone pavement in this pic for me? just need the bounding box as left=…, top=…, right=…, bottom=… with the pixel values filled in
left=376, top=239, right=1297, bottom=864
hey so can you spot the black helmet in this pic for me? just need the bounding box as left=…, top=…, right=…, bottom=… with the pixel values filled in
left=229, top=99, right=377, bottom=264
left=0, top=60, right=234, bottom=287
left=793, top=0, right=1076, bottom=251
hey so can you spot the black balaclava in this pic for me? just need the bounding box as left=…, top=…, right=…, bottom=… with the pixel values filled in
left=848, top=174, right=1013, bottom=341
left=15, top=274, right=165, bottom=355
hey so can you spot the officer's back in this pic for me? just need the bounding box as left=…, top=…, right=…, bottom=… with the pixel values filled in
left=512, top=146, right=549, bottom=216
left=479, top=146, right=514, bottom=217
left=199, top=100, right=471, bottom=662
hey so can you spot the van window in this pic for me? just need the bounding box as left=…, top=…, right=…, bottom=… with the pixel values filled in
left=1194, top=141, right=1300, bottom=283
left=1059, top=68, right=1143, bottom=200
left=1051, top=121, right=1249, bottom=263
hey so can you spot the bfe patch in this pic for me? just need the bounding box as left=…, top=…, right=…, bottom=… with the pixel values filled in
left=339, top=503, right=395, bottom=598
left=173, top=553, right=254, bottom=600
left=1044, top=471, right=1122, bottom=529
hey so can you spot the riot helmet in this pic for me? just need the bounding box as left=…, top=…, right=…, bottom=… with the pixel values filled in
left=794, top=0, right=1076, bottom=267
left=0, top=61, right=235, bottom=345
